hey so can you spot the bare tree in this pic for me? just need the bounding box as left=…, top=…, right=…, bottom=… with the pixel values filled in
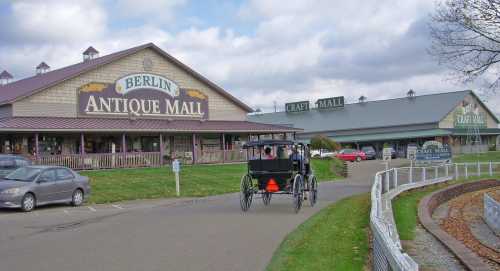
left=429, top=0, right=500, bottom=92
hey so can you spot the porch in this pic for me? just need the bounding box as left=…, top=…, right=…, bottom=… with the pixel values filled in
left=1, top=132, right=292, bottom=170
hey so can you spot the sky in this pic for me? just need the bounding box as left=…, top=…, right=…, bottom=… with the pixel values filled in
left=0, top=0, right=499, bottom=116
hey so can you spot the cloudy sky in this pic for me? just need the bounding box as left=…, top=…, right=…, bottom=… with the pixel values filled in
left=0, top=0, right=499, bottom=115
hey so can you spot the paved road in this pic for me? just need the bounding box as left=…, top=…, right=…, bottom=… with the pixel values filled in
left=0, top=159, right=407, bottom=271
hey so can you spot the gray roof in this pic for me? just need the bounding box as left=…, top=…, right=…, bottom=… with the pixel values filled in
left=248, top=90, right=499, bottom=133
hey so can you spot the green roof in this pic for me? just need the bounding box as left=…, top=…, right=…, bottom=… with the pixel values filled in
left=448, top=128, right=500, bottom=136
left=329, top=129, right=452, bottom=143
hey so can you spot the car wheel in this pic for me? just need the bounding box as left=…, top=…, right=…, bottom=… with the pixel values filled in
left=356, top=156, right=361, bottom=162
left=71, top=189, right=84, bottom=206
left=21, top=193, right=36, bottom=212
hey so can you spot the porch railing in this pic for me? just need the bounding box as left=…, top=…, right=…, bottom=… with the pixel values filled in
left=34, top=149, right=248, bottom=170
left=35, top=152, right=162, bottom=170
left=196, top=149, right=247, bottom=164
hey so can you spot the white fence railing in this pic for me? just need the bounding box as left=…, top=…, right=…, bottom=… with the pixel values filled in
left=370, top=161, right=500, bottom=271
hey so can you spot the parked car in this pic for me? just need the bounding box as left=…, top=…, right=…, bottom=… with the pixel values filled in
left=0, top=155, right=32, bottom=178
left=0, top=166, right=91, bottom=212
left=336, top=149, right=366, bottom=162
left=389, top=147, right=397, bottom=159
left=311, top=149, right=337, bottom=158
left=361, top=146, right=376, bottom=160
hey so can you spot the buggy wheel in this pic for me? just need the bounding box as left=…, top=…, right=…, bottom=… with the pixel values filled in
left=262, top=192, right=272, bottom=206
left=292, top=174, right=303, bottom=213
left=240, top=174, right=253, bottom=212
left=309, top=176, right=318, bottom=207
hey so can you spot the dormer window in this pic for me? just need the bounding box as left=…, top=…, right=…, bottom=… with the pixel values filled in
left=36, top=62, right=50, bottom=75
left=407, top=89, right=415, bottom=98
left=0, top=70, right=13, bottom=85
left=83, top=46, right=99, bottom=61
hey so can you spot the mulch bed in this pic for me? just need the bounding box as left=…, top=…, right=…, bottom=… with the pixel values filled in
left=439, top=187, right=500, bottom=268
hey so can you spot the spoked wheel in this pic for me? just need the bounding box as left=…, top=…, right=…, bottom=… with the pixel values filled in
left=292, top=174, right=304, bottom=213
left=309, top=176, right=318, bottom=207
left=240, top=174, right=253, bottom=212
left=262, top=192, right=272, bottom=206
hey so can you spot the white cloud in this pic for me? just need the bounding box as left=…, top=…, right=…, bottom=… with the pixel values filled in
left=116, top=0, right=187, bottom=23
left=10, top=0, right=106, bottom=43
left=0, top=0, right=498, bottom=118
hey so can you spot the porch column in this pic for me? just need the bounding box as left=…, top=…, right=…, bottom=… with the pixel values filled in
left=80, top=133, right=85, bottom=155
left=121, top=133, right=127, bottom=153
left=221, top=133, right=226, bottom=163
left=170, top=136, right=175, bottom=159
left=192, top=134, right=197, bottom=164
left=159, top=133, right=164, bottom=165
left=34, top=133, right=39, bottom=156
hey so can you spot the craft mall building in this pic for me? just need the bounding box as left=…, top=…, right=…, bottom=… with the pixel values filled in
left=249, top=90, right=500, bottom=158
left=0, top=43, right=298, bottom=169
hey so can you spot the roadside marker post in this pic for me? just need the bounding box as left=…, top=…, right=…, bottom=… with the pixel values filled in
left=172, top=159, right=181, bottom=197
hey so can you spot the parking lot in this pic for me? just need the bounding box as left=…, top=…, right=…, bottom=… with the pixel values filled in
left=0, top=159, right=407, bottom=271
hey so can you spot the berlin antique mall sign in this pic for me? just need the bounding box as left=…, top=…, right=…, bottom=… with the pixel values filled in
left=78, top=73, right=209, bottom=119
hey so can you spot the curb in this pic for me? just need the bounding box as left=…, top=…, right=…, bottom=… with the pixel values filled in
left=418, top=179, right=500, bottom=271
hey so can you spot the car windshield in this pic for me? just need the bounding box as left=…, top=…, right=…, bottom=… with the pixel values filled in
left=362, top=147, right=374, bottom=152
left=4, top=167, right=43, bottom=182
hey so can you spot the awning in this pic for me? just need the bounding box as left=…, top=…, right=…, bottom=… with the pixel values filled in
left=330, top=129, right=452, bottom=143
left=0, top=117, right=302, bottom=133
left=447, top=128, right=500, bottom=136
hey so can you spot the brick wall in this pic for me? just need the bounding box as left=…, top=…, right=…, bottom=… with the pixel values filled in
left=12, top=48, right=248, bottom=121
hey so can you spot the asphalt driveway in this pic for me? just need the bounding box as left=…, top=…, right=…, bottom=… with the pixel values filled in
left=0, top=159, right=406, bottom=271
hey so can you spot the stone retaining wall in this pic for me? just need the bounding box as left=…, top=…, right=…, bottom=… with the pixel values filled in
left=484, top=193, right=500, bottom=235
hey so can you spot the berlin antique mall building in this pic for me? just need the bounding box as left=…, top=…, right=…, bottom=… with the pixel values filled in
left=249, top=90, right=500, bottom=157
left=0, top=43, right=299, bottom=169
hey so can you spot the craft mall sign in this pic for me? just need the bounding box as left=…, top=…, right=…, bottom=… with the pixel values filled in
left=416, top=140, right=452, bottom=162
left=454, top=101, right=486, bottom=128
left=285, top=96, right=345, bottom=113
left=78, top=73, right=209, bottom=119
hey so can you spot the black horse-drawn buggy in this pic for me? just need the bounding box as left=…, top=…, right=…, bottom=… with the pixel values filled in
left=239, top=140, right=318, bottom=213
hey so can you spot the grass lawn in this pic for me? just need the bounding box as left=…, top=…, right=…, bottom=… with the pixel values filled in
left=453, top=151, right=500, bottom=163
left=82, top=159, right=346, bottom=204
left=82, top=163, right=246, bottom=204
left=310, top=158, right=346, bottom=181
left=266, top=194, right=370, bottom=271
left=393, top=175, right=500, bottom=240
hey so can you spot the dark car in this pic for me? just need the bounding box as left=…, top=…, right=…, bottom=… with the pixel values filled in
left=0, top=166, right=91, bottom=212
left=0, top=155, right=32, bottom=178
left=361, top=146, right=376, bottom=160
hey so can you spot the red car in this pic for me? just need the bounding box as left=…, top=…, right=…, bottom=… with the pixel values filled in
left=336, top=149, right=367, bottom=162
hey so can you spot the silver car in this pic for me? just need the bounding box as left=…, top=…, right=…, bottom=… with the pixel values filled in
left=0, top=166, right=91, bottom=212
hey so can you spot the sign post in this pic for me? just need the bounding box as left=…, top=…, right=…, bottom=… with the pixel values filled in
left=172, top=159, right=181, bottom=197
left=383, top=148, right=392, bottom=162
